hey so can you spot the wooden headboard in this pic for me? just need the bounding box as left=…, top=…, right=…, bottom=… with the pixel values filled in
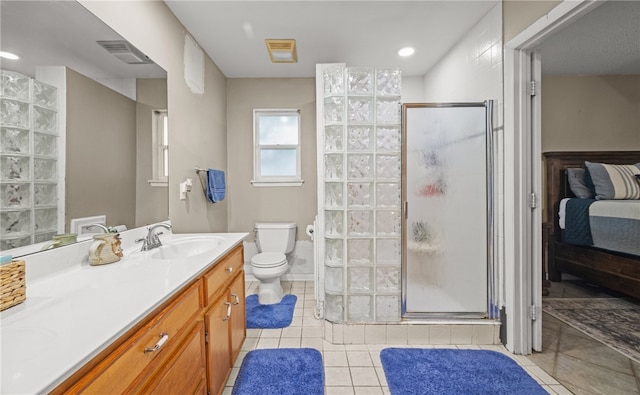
left=543, top=151, right=640, bottom=238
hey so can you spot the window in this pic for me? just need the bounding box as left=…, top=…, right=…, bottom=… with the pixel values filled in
left=149, top=109, right=168, bottom=187
left=252, top=109, right=303, bottom=187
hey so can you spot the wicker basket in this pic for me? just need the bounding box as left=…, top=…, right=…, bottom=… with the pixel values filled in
left=1, top=260, right=26, bottom=311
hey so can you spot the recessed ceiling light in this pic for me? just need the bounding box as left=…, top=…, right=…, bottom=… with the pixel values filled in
left=0, top=51, right=20, bottom=60
left=398, top=47, right=415, bottom=57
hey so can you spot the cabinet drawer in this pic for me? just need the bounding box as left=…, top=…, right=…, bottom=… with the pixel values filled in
left=204, top=245, right=243, bottom=303
left=71, top=282, right=202, bottom=394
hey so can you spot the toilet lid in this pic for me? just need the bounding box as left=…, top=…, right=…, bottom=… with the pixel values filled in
left=251, top=252, right=287, bottom=268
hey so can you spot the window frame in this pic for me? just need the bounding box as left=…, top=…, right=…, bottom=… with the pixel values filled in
left=149, top=109, right=168, bottom=187
left=251, top=108, right=303, bottom=187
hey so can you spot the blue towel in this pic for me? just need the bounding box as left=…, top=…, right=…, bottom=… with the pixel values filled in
left=207, top=169, right=225, bottom=203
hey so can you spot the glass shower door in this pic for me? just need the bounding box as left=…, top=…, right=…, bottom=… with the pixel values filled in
left=402, top=102, right=493, bottom=317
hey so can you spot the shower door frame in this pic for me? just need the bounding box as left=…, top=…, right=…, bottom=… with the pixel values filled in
left=401, top=101, right=496, bottom=319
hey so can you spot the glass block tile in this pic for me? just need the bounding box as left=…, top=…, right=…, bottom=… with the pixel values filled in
left=1, top=127, right=29, bottom=154
left=376, top=295, right=400, bottom=321
left=376, top=267, right=400, bottom=292
left=376, top=155, right=400, bottom=179
left=0, top=99, right=30, bottom=129
left=347, top=97, right=373, bottom=123
left=347, top=238, right=373, bottom=265
left=325, top=238, right=343, bottom=265
left=376, top=126, right=401, bottom=152
left=376, top=238, right=401, bottom=265
left=325, top=294, right=344, bottom=322
left=1, top=71, right=30, bottom=101
left=33, top=80, right=57, bottom=108
left=324, top=97, right=344, bottom=125
left=34, top=208, right=57, bottom=232
left=0, top=235, right=32, bottom=250
left=34, top=158, right=57, bottom=181
left=347, top=182, right=372, bottom=207
left=325, top=182, right=343, bottom=209
left=1, top=155, right=30, bottom=181
left=323, top=66, right=344, bottom=96
left=348, top=295, right=373, bottom=321
left=347, top=154, right=373, bottom=179
left=325, top=125, right=344, bottom=152
left=34, top=183, right=57, bottom=206
left=34, top=133, right=57, bottom=157
left=376, top=211, right=401, bottom=236
left=34, top=231, right=56, bottom=244
left=325, top=211, right=344, bottom=237
left=347, top=68, right=374, bottom=95
left=348, top=267, right=372, bottom=293
left=1, top=210, right=30, bottom=236
left=376, top=98, right=401, bottom=124
left=376, top=183, right=400, bottom=208
left=348, top=210, right=373, bottom=236
left=376, top=69, right=402, bottom=96
left=33, top=106, right=57, bottom=134
left=325, top=266, right=344, bottom=293
left=325, top=154, right=343, bottom=180
left=1, top=183, right=30, bottom=209
left=347, top=126, right=372, bottom=152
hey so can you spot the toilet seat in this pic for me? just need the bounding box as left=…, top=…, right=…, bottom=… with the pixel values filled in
left=251, top=252, right=287, bottom=268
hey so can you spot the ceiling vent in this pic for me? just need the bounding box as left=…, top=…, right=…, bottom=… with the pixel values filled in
left=97, top=40, right=154, bottom=65
left=265, top=39, right=297, bottom=63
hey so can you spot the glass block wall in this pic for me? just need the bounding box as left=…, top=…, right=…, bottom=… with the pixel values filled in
left=318, top=64, right=402, bottom=323
left=1, top=70, right=59, bottom=250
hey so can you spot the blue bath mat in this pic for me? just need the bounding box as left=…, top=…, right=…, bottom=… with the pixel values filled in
left=232, top=348, right=324, bottom=395
left=380, top=348, right=547, bottom=395
left=245, top=294, right=297, bottom=329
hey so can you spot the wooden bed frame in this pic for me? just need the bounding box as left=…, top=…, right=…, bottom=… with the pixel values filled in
left=543, top=151, right=640, bottom=300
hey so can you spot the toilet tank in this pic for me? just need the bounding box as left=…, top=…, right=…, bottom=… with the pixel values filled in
left=254, top=222, right=297, bottom=254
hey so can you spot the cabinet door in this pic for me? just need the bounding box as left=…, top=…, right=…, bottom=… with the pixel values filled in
left=205, top=292, right=232, bottom=395
left=228, top=272, right=246, bottom=360
left=141, top=323, right=206, bottom=395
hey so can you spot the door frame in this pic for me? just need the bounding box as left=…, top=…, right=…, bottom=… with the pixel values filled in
left=503, top=0, right=603, bottom=354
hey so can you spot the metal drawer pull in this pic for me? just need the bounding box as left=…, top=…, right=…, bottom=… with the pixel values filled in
left=231, top=293, right=240, bottom=305
left=144, top=333, right=169, bottom=354
left=222, top=301, right=232, bottom=321
left=226, top=267, right=233, bottom=273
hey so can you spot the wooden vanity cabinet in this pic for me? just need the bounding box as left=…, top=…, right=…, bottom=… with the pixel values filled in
left=52, top=245, right=246, bottom=395
left=203, top=245, right=246, bottom=395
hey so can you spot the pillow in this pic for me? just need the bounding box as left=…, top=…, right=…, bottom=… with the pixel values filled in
left=566, top=168, right=594, bottom=199
left=584, top=161, right=640, bottom=200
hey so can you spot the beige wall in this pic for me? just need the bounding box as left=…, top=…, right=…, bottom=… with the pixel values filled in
left=226, top=78, right=317, bottom=240
left=542, top=75, right=640, bottom=152
left=136, top=79, right=169, bottom=227
left=80, top=1, right=229, bottom=233
left=65, top=68, right=136, bottom=230
left=503, top=0, right=562, bottom=43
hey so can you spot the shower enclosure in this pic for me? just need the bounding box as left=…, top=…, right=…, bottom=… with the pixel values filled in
left=402, top=102, right=495, bottom=318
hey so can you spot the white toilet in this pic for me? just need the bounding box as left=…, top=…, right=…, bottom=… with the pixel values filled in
left=250, top=222, right=297, bottom=304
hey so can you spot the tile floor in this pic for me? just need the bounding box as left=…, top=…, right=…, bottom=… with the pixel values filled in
left=527, top=278, right=640, bottom=395
left=222, top=281, right=572, bottom=395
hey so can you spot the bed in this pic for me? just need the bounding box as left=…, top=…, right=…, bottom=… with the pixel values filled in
left=543, top=151, right=640, bottom=300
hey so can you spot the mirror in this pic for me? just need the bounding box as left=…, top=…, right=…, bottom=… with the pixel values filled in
left=0, top=1, right=168, bottom=256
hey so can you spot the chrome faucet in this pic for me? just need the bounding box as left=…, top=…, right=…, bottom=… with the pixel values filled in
left=86, top=223, right=112, bottom=234
left=136, top=223, right=172, bottom=251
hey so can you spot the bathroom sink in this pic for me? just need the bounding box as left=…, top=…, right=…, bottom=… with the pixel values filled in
left=150, top=236, right=224, bottom=260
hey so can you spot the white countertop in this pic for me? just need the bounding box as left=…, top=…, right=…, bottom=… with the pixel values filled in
left=0, top=232, right=248, bottom=395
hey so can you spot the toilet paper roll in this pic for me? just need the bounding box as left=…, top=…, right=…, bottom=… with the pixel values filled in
left=305, top=224, right=314, bottom=239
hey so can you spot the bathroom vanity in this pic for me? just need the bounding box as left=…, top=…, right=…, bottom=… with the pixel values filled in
left=0, top=231, right=248, bottom=395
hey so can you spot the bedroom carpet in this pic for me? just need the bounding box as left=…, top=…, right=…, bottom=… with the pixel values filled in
left=543, top=297, right=640, bottom=363
left=380, top=348, right=547, bottom=395
left=231, top=348, right=324, bottom=395
left=245, top=294, right=297, bottom=329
